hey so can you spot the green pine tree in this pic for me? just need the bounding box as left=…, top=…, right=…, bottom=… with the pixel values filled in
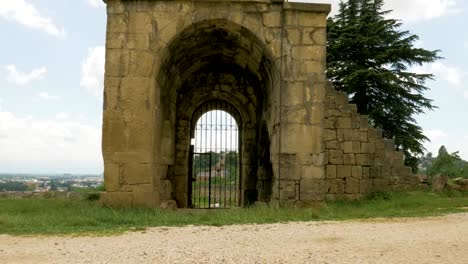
left=327, top=0, right=440, bottom=171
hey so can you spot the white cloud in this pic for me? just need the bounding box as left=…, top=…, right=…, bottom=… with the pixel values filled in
left=4, top=65, right=47, bottom=86
left=423, top=129, right=447, bottom=156
left=425, top=129, right=447, bottom=142
left=38, top=92, right=60, bottom=101
left=423, top=130, right=468, bottom=160
left=464, top=41, right=468, bottom=49
left=292, top=0, right=461, bottom=22
left=0, top=0, right=66, bottom=37
left=87, top=0, right=105, bottom=8
left=385, top=0, right=460, bottom=23
left=80, top=46, right=105, bottom=98
left=464, top=91, right=468, bottom=100
left=0, top=109, right=102, bottom=173
left=413, top=62, right=463, bottom=86
left=56, top=112, right=69, bottom=120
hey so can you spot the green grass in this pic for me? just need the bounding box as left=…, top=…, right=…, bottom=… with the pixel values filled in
left=0, top=190, right=467, bottom=236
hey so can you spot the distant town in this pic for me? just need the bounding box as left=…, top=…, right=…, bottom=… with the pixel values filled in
left=0, top=173, right=103, bottom=192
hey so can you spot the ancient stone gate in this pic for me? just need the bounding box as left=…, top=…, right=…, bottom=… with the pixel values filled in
left=101, top=0, right=418, bottom=208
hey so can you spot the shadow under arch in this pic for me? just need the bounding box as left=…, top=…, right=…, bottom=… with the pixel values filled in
left=156, top=18, right=279, bottom=207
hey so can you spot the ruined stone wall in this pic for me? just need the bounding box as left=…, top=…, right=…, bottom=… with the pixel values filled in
left=100, top=0, right=418, bottom=208
left=323, top=84, right=419, bottom=200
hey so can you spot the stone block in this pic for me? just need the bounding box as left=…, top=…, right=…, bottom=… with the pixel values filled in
left=160, top=179, right=172, bottom=200
left=352, top=166, right=362, bottom=179
left=281, top=124, right=322, bottom=154
left=337, top=165, right=352, bottom=179
left=381, top=166, right=392, bottom=179
left=326, top=165, right=337, bottom=179
left=359, top=179, right=371, bottom=194
left=281, top=163, right=301, bottom=180
left=368, top=128, right=382, bottom=142
left=359, top=115, right=369, bottom=128
left=107, top=33, right=127, bottom=49
left=291, top=46, right=325, bottom=61
left=345, top=178, right=359, bottom=194
left=104, top=77, right=121, bottom=110
left=133, top=191, right=159, bottom=208
left=280, top=180, right=298, bottom=200
left=337, top=117, right=352, bottom=129
left=300, top=179, right=326, bottom=201
left=343, top=154, right=356, bottom=165
left=393, top=152, right=405, bottom=166
left=283, top=82, right=304, bottom=106
left=311, top=28, right=326, bottom=45
left=344, top=129, right=360, bottom=141
left=125, top=163, right=152, bottom=185
left=328, top=150, right=344, bottom=164
left=334, top=92, right=348, bottom=105
left=373, top=150, right=385, bottom=166
left=342, top=141, right=360, bottom=153
left=324, top=129, right=337, bottom=141
left=129, top=50, right=155, bottom=77
left=373, top=179, right=388, bottom=192
left=128, top=12, right=152, bottom=34
left=362, top=166, right=370, bottom=179
left=328, top=179, right=345, bottom=194
left=324, top=119, right=335, bottom=129
left=300, top=60, right=324, bottom=74
left=127, top=33, right=150, bottom=50
left=359, top=131, right=368, bottom=142
left=105, top=49, right=129, bottom=77
left=370, top=166, right=381, bottom=179
left=302, top=165, right=325, bottom=179
left=102, top=114, right=127, bottom=153
left=263, top=12, right=281, bottom=27
left=361, top=142, right=375, bottom=154
left=356, top=154, right=373, bottom=166
left=107, top=13, right=128, bottom=33
left=107, top=0, right=126, bottom=14
left=286, top=28, right=301, bottom=44
left=325, top=140, right=339, bottom=149
left=297, top=13, right=327, bottom=27
left=392, top=166, right=404, bottom=177
left=104, top=163, right=121, bottom=192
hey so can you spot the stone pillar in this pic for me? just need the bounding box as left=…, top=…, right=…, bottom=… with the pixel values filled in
left=101, top=0, right=160, bottom=207
left=274, top=3, right=330, bottom=206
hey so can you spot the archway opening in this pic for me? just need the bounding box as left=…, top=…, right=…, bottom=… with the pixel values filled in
left=157, top=19, right=279, bottom=208
left=189, top=102, right=240, bottom=209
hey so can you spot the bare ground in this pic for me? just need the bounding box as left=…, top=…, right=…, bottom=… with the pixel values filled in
left=1, top=213, right=467, bottom=264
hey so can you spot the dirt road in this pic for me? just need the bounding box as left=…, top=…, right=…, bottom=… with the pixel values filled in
left=1, top=213, right=467, bottom=264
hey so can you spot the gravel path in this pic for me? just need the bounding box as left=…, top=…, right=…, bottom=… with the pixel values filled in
left=1, top=213, right=467, bottom=264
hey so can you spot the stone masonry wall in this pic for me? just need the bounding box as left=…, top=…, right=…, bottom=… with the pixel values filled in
left=324, top=83, right=419, bottom=200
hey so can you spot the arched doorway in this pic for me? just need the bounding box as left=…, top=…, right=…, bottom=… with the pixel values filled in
left=189, top=101, right=241, bottom=209
left=159, top=19, right=279, bottom=208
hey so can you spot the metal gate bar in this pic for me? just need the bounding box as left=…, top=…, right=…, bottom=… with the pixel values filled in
left=190, top=101, right=239, bottom=209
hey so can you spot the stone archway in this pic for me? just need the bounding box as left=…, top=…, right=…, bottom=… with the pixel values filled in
left=160, top=19, right=279, bottom=207
left=101, top=0, right=334, bottom=208
left=100, top=0, right=421, bottom=208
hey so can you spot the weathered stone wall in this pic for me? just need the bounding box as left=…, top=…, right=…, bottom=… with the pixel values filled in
left=100, top=0, right=418, bottom=208
left=323, top=83, right=419, bottom=200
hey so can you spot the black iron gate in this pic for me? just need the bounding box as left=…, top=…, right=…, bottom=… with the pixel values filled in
left=189, top=103, right=240, bottom=209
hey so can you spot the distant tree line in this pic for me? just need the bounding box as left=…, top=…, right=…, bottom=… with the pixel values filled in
left=0, top=181, right=33, bottom=192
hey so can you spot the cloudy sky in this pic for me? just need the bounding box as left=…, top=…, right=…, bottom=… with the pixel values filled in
left=0, top=0, right=467, bottom=174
